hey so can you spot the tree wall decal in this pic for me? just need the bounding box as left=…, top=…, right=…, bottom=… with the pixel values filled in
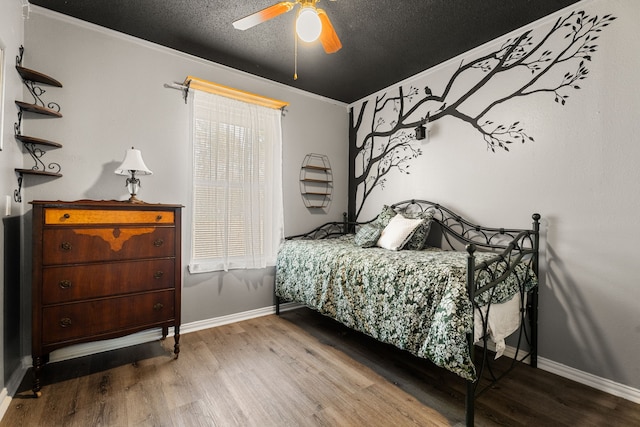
left=348, top=10, right=616, bottom=221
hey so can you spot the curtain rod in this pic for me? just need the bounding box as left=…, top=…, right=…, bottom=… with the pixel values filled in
left=164, top=77, right=289, bottom=115
left=185, top=76, right=289, bottom=110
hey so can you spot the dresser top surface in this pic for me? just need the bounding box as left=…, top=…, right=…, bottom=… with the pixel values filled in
left=31, top=200, right=183, bottom=209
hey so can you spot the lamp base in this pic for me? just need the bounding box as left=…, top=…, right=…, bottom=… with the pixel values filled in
left=127, top=195, right=145, bottom=203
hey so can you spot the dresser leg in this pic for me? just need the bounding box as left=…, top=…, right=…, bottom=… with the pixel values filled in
left=161, top=326, right=168, bottom=339
left=32, top=355, right=43, bottom=398
left=173, top=326, right=180, bottom=359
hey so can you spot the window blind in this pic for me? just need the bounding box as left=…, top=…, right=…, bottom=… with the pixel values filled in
left=189, top=89, right=284, bottom=273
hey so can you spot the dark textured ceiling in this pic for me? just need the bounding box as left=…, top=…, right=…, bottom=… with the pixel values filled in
left=30, top=0, right=581, bottom=103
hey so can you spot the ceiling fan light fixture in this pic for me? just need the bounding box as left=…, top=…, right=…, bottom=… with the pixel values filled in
left=296, top=7, right=322, bottom=42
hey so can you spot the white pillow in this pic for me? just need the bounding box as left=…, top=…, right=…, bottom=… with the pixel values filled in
left=376, top=214, right=424, bottom=250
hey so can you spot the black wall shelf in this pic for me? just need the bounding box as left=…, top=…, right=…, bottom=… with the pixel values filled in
left=299, top=153, right=333, bottom=209
left=13, top=45, right=63, bottom=202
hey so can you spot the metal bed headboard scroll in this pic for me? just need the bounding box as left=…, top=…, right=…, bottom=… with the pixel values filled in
left=390, top=199, right=538, bottom=252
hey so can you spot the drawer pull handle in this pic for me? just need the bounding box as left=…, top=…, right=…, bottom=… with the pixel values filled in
left=59, top=317, right=72, bottom=328
left=59, top=280, right=72, bottom=289
left=153, top=238, right=164, bottom=247
left=153, top=303, right=164, bottom=311
left=60, top=242, right=72, bottom=251
left=63, top=213, right=70, bottom=219
left=154, top=271, right=164, bottom=279
left=156, top=215, right=163, bottom=221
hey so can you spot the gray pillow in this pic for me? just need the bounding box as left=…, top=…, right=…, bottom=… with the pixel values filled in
left=354, top=223, right=382, bottom=248
left=376, top=205, right=397, bottom=227
left=403, top=208, right=435, bottom=250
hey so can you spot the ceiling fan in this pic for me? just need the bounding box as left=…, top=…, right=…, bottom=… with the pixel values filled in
left=232, top=0, right=342, bottom=55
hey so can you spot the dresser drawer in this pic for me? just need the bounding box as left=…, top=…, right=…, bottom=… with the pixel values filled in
left=42, top=290, right=175, bottom=344
left=45, top=209, right=174, bottom=225
left=42, top=259, right=175, bottom=304
left=42, top=227, right=175, bottom=265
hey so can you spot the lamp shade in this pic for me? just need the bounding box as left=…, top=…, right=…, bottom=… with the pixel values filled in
left=115, top=147, right=153, bottom=176
left=296, top=7, right=322, bottom=42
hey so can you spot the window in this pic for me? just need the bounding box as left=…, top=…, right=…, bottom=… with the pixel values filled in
left=189, top=88, right=284, bottom=273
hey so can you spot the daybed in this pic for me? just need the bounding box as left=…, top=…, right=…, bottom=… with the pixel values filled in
left=275, top=200, right=540, bottom=426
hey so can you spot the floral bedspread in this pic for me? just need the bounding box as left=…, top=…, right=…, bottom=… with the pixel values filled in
left=275, top=235, right=537, bottom=381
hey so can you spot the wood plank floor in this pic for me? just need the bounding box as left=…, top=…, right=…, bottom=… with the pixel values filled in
left=2, top=308, right=639, bottom=426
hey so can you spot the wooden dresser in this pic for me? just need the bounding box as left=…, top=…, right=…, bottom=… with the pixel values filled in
left=31, top=200, right=182, bottom=396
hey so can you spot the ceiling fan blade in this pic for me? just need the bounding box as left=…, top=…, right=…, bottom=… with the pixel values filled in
left=317, top=9, right=342, bottom=54
left=233, top=2, right=296, bottom=30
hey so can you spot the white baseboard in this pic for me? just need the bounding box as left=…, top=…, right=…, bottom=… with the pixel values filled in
left=0, top=361, right=30, bottom=420
left=537, top=357, right=640, bottom=405
left=179, top=302, right=302, bottom=335
left=0, top=388, right=8, bottom=422
left=493, top=344, right=640, bottom=405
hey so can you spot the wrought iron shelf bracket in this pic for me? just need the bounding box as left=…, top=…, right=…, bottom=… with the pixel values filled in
left=14, top=169, right=63, bottom=203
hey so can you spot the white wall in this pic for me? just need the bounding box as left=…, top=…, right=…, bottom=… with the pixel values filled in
left=21, top=6, right=348, bottom=344
left=349, top=0, right=640, bottom=390
left=0, top=0, right=26, bottom=397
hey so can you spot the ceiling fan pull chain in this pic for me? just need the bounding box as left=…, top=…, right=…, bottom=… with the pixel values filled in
left=294, top=32, right=299, bottom=80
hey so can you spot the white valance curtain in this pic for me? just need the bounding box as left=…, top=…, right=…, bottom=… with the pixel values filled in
left=189, top=89, right=284, bottom=273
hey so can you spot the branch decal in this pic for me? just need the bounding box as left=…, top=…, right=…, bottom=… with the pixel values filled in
left=348, top=10, right=616, bottom=220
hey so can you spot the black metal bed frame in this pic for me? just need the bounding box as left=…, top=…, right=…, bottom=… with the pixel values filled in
left=275, top=199, right=540, bottom=426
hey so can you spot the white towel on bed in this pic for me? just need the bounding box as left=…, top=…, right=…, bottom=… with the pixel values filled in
left=474, top=294, right=526, bottom=358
